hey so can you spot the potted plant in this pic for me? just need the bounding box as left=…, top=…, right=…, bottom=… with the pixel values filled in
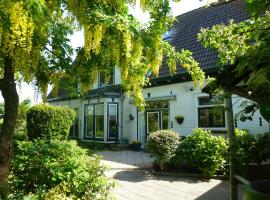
left=175, top=115, right=184, bottom=124
left=130, top=141, right=141, bottom=151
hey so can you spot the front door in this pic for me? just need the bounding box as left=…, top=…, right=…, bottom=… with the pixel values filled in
left=146, top=111, right=160, bottom=136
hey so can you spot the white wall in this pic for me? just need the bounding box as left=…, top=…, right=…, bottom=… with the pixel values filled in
left=122, top=95, right=138, bottom=143
left=232, top=95, right=269, bottom=133
left=124, top=81, right=269, bottom=142
left=49, top=81, right=269, bottom=143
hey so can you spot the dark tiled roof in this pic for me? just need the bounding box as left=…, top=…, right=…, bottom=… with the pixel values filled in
left=153, top=0, right=249, bottom=79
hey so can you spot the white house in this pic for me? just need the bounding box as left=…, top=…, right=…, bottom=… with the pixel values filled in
left=48, top=0, right=269, bottom=144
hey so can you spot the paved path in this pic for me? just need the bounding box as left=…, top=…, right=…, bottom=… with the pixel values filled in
left=97, top=150, right=231, bottom=200
left=98, top=150, right=155, bottom=169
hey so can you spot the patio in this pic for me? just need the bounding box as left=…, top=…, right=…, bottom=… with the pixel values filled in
left=97, top=150, right=233, bottom=200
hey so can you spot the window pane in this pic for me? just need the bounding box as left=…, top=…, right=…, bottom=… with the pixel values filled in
left=147, top=112, right=159, bottom=133
left=199, top=108, right=211, bottom=127
left=108, top=104, right=117, bottom=138
left=198, top=96, right=212, bottom=106
left=70, top=108, right=79, bottom=138
left=162, top=110, right=169, bottom=129
left=85, top=105, right=94, bottom=138
left=212, top=107, right=225, bottom=127
left=146, top=101, right=169, bottom=109
left=99, top=69, right=114, bottom=87
left=198, top=107, right=225, bottom=127
left=95, top=104, right=104, bottom=138
left=198, top=96, right=223, bottom=106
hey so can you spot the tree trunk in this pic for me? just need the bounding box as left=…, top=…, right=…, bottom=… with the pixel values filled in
left=0, top=57, right=19, bottom=198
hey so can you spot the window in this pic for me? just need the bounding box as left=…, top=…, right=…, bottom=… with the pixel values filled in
left=69, top=108, right=79, bottom=138
left=162, top=30, right=173, bottom=40
left=108, top=103, right=118, bottom=139
left=99, top=69, right=114, bottom=87
left=145, top=100, right=169, bottom=131
left=84, top=104, right=104, bottom=139
left=198, top=96, right=225, bottom=128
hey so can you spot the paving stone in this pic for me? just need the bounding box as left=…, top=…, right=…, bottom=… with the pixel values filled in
left=97, top=150, right=230, bottom=200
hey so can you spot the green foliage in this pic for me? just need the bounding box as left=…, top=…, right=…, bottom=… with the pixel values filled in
left=13, top=99, right=31, bottom=141
left=259, top=99, right=270, bottom=121
left=10, top=140, right=114, bottom=199
left=177, top=128, right=227, bottom=176
left=0, top=103, right=4, bottom=120
left=198, top=1, right=270, bottom=113
left=232, top=128, right=257, bottom=173
left=0, top=0, right=204, bottom=109
left=146, top=129, right=180, bottom=169
left=26, top=104, right=75, bottom=141
left=255, top=131, right=270, bottom=163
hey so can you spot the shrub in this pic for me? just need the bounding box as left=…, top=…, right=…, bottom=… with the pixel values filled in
left=13, top=99, right=31, bottom=141
left=10, top=140, right=114, bottom=199
left=256, top=131, right=270, bottom=163
left=232, top=129, right=257, bottom=173
left=26, top=104, right=75, bottom=140
left=177, top=128, right=227, bottom=176
left=146, top=129, right=180, bottom=170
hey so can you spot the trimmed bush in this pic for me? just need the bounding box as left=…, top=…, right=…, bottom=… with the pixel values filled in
left=26, top=104, right=75, bottom=140
left=146, top=129, right=180, bottom=170
left=177, top=128, right=227, bottom=176
left=10, top=140, right=114, bottom=199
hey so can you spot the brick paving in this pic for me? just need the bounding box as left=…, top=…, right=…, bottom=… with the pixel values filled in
left=97, top=150, right=231, bottom=200
left=98, top=150, right=155, bottom=169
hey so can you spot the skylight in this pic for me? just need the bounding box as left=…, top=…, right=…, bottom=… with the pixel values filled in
left=162, top=30, right=173, bottom=40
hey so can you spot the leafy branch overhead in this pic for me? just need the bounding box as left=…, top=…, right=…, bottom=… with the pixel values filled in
left=198, top=0, right=270, bottom=120
left=0, top=0, right=204, bottom=108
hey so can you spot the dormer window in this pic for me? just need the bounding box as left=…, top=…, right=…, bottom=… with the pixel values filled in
left=99, top=68, right=114, bottom=87
left=162, top=30, right=173, bottom=40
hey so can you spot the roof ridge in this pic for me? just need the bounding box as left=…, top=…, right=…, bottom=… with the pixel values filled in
left=174, top=0, right=240, bottom=19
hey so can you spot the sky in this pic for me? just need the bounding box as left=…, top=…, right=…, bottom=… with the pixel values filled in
left=0, top=0, right=207, bottom=104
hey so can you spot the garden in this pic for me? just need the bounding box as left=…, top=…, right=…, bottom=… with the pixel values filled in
left=0, top=103, right=114, bottom=199
left=147, top=129, right=270, bottom=179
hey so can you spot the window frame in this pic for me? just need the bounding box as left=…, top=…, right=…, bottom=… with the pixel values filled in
left=197, top=96, right=226, bottom=128
left=107, top=102, right=119, bottom=141
left=84, top=103, right=104, bottom=140
left=98, top=68, right=115, bottom=88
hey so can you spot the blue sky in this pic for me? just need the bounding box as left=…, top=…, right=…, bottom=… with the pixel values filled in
left=1, top=0, right=207, bottom=103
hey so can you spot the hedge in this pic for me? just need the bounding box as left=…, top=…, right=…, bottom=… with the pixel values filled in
left=26, top=104, right=75, bottom=140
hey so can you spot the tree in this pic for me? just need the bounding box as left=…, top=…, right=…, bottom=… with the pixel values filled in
left=198, top=0, right=270, bottom=121
left=0, top=0, right=204, bottom=197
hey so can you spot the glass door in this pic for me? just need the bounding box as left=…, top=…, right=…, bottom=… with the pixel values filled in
left=146, top=111, right=160, bottom=136
left=84, top=104, right=104, bottom=140
left=85, top=105, right=94, bottom=139
left=108, top=103, right=118, bottom=140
